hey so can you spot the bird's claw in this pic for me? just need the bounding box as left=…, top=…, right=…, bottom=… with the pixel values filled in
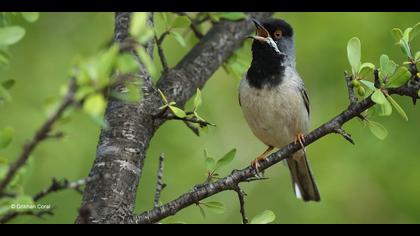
left=294, top=133, right=306, bottom=151
left=251, top=156, right=266, bottom=177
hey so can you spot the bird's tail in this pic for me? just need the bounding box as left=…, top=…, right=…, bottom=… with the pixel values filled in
left=286, top=152, right=320, bottom=202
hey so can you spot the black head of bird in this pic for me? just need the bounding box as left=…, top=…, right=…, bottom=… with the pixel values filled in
left=249, top=18, right=296, bottom=68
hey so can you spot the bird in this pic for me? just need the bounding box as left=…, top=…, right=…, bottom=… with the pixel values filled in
left=238, top=18, right=320, bottom=202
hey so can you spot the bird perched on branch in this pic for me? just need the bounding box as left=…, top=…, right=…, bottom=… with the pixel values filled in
left=239, top=18, right=320, bottom=202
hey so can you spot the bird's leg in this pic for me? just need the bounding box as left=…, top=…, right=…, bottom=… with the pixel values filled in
left=251, top=146, right=274, bottom=174
left=294, top=133, right=306, bottom=152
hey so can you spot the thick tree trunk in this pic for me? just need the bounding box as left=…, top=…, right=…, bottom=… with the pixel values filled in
left=77, top=12, right=273, bottom=224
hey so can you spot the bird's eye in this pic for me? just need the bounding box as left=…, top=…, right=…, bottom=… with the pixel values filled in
left=274, top=30, right=282, bottom=39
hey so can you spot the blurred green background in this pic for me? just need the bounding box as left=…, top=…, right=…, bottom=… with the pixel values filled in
left=0, top=12, right=419, bottom=224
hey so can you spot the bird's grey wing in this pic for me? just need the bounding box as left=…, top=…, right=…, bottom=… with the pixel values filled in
left=300, top=87, right=310, bottom=116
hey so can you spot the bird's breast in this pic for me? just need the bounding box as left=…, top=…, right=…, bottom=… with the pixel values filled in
left=239, top=74, right=309, bottom=148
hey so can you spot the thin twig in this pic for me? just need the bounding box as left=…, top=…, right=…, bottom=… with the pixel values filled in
left=234, top=186, right=248, bottom=224
left=183, top=121, right=200, bottom=136
left=344, top=72, right=357, bottom=107
left=155, top=34, right=169, bottom=73
left=166, top=114, right=214, bottom=128
left=153, top=153, right=166, bottom=209
left=33, top=176, right=97, bottom=202
left=173, top=12, right=205, bottom=38
left=0, top=79, right=77, bottom=195
left=0, top=208, right=54, bottom=224
left=334, top=127, right=355, bottom=145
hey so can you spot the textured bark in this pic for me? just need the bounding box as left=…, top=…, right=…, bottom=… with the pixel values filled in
left=77, top=12, right=273, bottom=223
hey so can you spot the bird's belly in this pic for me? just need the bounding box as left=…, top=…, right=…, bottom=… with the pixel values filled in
left=239, top=84, right=309, bottom=148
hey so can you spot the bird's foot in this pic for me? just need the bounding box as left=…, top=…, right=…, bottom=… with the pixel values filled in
left=251, top=156, right=266, bottom=177
left=294, top=133, right=306, bottom=152
left=251, top=146, right=273, bottom=177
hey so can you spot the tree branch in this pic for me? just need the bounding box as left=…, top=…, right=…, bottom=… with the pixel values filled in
left=33, top=176, right=97, bottom=202
left=153, top=153, right=166, bottom=209
left=155, top=33, right=169, bottom=73
left=234, top=186, right=248, bottom=224
left=134, top=73, right=420, bottom=223
left=0, top=176, right=95, bottom=224
left=0, top=208, right=54, bottom=224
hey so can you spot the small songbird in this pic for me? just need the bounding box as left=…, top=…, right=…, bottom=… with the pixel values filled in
left=239, top=18, right=320, bottom=202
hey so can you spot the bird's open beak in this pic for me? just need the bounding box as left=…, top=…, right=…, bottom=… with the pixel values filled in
left=248, top=18, right=270, bottom=42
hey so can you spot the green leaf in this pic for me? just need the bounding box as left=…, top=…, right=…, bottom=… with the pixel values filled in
left=360, top=80, right=376, bottom=91
left=0, top=26, right=25, bottom=46
left=387, top=66, right=411, bottom=88
left=379, top=54, right=389, bottom=73
left=130, top=12, right=148, bottom=37
left=347, top=37, right=361, bottom=75
left=358, top=62, right=375, bottom=78
left=385, top=94, right=408, bottom=121
left=136, top=46, right=158, bottom=80
left=124, top=83, right=142, bottom=102
left=0, top=126, right=14, bottom=149
left=215, top=148, right=236, bottom=171
left=158, top=89, right=168, bottom=104
left=170, top=31, right=187, bottom=47
left=205, top=157, right=216, bottom=173
left=116, top=53, right=139, bottom=74
left=83, top=94, right=106, bottom=118
left=377, top=98, right=392, bottom=117
left=21, top=12, right=39, bottom=23
left=158, top=12, right=168, bottom=25
left=202, top=201, right=225, bottom=214
left=199, top=205, right=206, bottom=218
left=415, top=51, right=420, bottom=62
left=379, top=54, right=397, bottom=78
left=169, top=105, right=186, bottom=118
left=367, top=120, right=388, bottom=140
left=112, top=82, right=142, bottom=103
left=90, top=115, right=109, bottom=129
left=398, top=39, right=412, bottom=58
left=171, top=16, right=191, bottom=29
left=204, top=149, right=216, bottom=172
left=371, top=89, right=386, bottom=105
left=97, top=44, right=119, bottom=86
left=250, top=210, right=276, bottom=224
left=410, top=23, right=420, bottom=41
left=212, top=12, right=247, bottom=21
left=193, top=88, right=202, bottom=111
left=1, top=79, right=15, bottom=90
left=137, top=27, right=154, bottom=44
left=391, top=28, right=403, bottom=41
left=403, top=27, right=412, bottom=42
